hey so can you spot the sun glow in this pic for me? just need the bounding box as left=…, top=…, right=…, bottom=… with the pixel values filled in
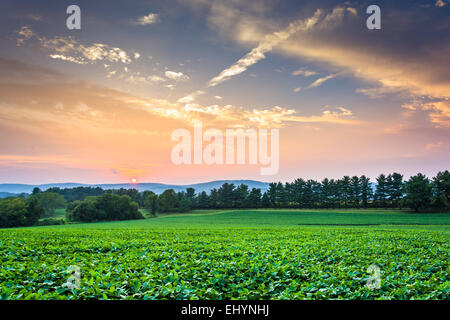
left=131, top=178, right=137, bottom=184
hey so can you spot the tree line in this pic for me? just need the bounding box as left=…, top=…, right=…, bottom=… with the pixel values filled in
left=0, top=188, right=141, bottom=227
left=0, top=170, right=448, bottom=227
left=139, top=171, right=449, bottom=213
left=61, top=170, right=450, bottom=214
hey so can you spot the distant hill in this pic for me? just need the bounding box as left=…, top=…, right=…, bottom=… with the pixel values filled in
left=0, top=180, right=270, bottom=195
left=0, top=192, right=22, bottom=198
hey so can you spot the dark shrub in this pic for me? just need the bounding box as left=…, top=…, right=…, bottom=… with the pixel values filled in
left=0, top=197, right=44, bottom=228
left=66, top=194, right=143, bottom=222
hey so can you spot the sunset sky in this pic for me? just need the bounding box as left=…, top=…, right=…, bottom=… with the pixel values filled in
left=0, top=0, right=449, bottom=184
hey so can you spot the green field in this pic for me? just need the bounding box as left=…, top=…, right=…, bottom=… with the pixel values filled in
left=0, top=209, right=449, bottom=300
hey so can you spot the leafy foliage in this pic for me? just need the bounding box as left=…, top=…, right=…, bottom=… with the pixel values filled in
left=403, top=174, right=433, bottom=212
left=45, top=187, right=105, bottom=202
left=0, top=213, right=448, bottom=299
left=0, top=197, right=44, bottom=228
left=32, top=192, right=66, bottom=216
left=142, top=191, right=157, bottom=217
left=1, top=171, right=449, bottom=229
left=66, top=194, right=143, bottom=222
left=157, top=189, right=179, bottom=213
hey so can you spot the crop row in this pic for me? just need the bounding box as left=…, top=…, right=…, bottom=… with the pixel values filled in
left=0, top=227, right=448, bottom=299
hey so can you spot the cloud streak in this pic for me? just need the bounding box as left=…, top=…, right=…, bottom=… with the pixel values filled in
left=307, top=74, right=337, bottom=89
left=292, top=68, right=317, bottom=77
left=208, top=9, right=322, bottom=87
left=202, top=3, right=450, bottom=126
left=0, top=58, right=363, bottom=133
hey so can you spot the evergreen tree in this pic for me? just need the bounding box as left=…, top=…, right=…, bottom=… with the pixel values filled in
left=184, top=188, right=195, bottom=205
left=403, top=173, right=433, bottom=212
left=284, top=182, right=295, bottom=207
left=209, top=188, right=219, bottom=208
left=247, top=188, right=262, bottom=208
left=267, top=183, right=278, bottom=207
left=340, top=176, right=352, bottom=207
left=293, top=178, right=306, bottom=208
left=359, top=175, right=372, bottom=207
left=276, top=182, right=286, bottom=207
left=387, top=173, right=403, bottom=207
left=178, top=196, right=193, bottom=212
left=197, top=191, right=210, bottom=209
left=261, top=192, right=271, bottom=208
left=234, top=184, right=249, bottom=208
left=375, top=174, right=388, bottom=207
left=433, top=170, right=450, bottom=209
left=350, top=176, right=361, bottom=207
left=218, top=183, right=235, bottom=208
left=321, top=178, right=333, bottom=208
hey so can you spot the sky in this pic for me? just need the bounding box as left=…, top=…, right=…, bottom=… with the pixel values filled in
left=0, top=0, right=449, bottom=184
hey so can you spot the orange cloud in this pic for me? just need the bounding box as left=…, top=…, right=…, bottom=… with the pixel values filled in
left=202, top=3, right=450, bottom=109
left=0, top=58, right=367, bottom=182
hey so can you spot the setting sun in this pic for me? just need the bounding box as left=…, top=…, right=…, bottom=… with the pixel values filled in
left=0, top=0, right=448, bottom=306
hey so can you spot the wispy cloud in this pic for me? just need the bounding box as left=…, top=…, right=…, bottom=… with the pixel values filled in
left=355, top=86, right=409, bottom=99
left=423, top=101, right=450, bottom=127
left=16, top=26, right=134, bottom=65
left=425, top=141, right=447, bottom=151
left=123, top=74, right=166, bottom=84
left=49, top=54, right=87, bottom=65
left=0, top=58, right=363, bottom=131
left=203, top=2, right=450, bottom=123
left=171, top=103, right=362, bottom=128
left=0, top=58, right=395, bottom=183
left=16, top=25, right=33, bottom=46
left=292, top=68, right=317, bottom=77
left=132, top=13, right=160, bottom=25
left=307, top=74, right=337, bottom=89
left=42, top=37, right=132, bottom=64
left=395, top=99, right=450, bottom=128
left=165, top=70, right=190, bottom=81
left=177, top=90, right=205, bottom=104
left=208, top=9, right=322, bottom=87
